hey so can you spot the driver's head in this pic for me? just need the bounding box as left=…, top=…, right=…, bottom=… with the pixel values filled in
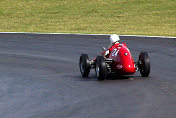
left=110, top=34, right=120, bottom=46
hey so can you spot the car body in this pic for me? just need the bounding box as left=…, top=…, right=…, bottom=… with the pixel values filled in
left=79, top=43, right=150, bottom=80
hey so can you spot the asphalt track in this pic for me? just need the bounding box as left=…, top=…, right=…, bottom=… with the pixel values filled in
left=0, top=33, right=176, bottom=118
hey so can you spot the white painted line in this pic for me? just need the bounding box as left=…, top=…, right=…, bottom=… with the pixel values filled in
left=0, top=32, right=108, bottom=35
left=0, top=32, right=175, bottom=39
left=119, top=35, right=176, bottom=39
left=0, top=32, right=107, bottom=35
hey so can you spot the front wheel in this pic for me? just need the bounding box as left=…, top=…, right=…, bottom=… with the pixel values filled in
left=138, top=52, right=150, bottom=77
left=95, top=56, right=107, bottom=80
left=79, top=54, right=91, bottom=77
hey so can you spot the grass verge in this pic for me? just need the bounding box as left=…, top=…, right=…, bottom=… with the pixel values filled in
left=0, top=0, right=176, bottom=36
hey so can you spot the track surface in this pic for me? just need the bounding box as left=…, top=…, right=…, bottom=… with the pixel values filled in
left=0, top=33, right=176, bottom=118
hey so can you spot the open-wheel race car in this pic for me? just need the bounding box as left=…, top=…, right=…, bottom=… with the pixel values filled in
left=79, top=43, right=150, bottom=81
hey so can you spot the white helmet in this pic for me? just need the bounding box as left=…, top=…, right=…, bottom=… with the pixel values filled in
left=110, top=34, right=120, bottom=45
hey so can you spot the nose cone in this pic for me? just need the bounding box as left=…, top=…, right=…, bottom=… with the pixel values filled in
left=121, top=64, right=136, bottom=74
left=116, top=52, right=136, bottom=74
left=111, top=45, right=136, bottom=75
left=116, top=63, right=135, bottom=75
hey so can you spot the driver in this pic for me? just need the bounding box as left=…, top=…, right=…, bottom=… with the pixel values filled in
left=102, top=34, right=120, bottom=58
left=91, top=34, right=120, bottom=64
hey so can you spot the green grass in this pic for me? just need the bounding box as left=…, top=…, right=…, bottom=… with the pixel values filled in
left=0, top=0, right=176, bottom=36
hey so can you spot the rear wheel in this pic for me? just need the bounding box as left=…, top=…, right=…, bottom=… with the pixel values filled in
left=79, top=54, right=91, bottom=77
left=95, top=56, right=107, bottom=80
left=138, top=52, right=150, bottom=77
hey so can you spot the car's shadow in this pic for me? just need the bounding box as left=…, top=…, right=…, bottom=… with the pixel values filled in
left=106, top=74, right=132, bottom=80
left=68, top=73, right=144, bottom=81
left=105, top=74, right=143, bottom=80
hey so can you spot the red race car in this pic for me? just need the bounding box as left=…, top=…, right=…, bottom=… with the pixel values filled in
left=79, top=42, right=150, bottom=81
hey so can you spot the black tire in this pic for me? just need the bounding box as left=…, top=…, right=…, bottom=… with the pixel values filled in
left=95, top=56, right=107, bottom=80
left=138, top=52, right=150, bottom=77
left=79, top=54, right=91, bottom=77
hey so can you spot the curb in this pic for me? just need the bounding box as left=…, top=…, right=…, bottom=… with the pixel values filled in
left=0, top=32, right=175, bottom=39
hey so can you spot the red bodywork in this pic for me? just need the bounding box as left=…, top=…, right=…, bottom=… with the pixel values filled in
left=108, top=43, right=136, bottom=75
